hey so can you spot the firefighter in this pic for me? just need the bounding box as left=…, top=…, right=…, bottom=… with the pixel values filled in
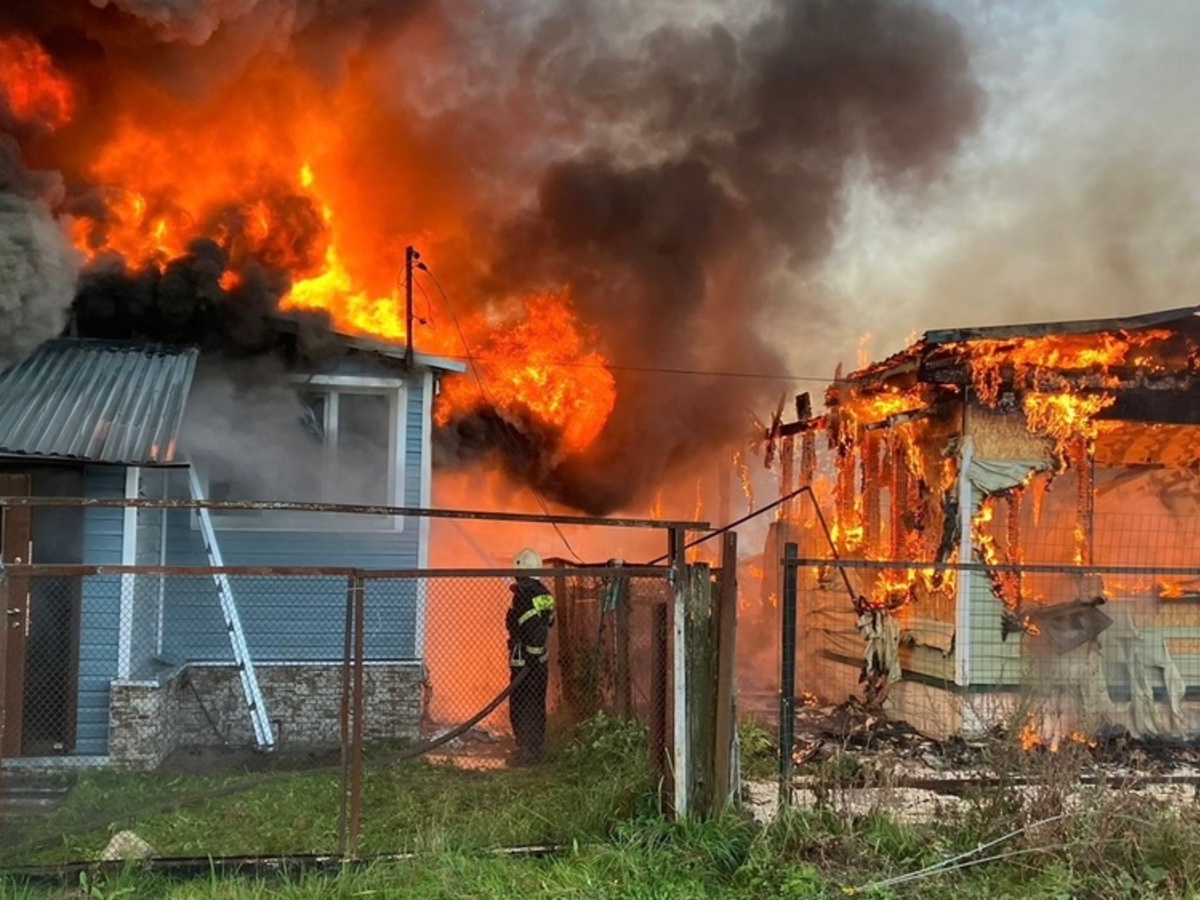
left=507, top=548, right=555, bottom=765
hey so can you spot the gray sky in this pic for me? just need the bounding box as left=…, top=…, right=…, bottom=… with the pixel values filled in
left=771, top=0, right=1200, bottom=379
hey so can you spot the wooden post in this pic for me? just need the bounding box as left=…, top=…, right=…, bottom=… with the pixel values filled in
left=713, top=531, right=739, bottom=813
left=684, top=562, right=717, bottom=818
left=553, top=562, right=576, bottom=716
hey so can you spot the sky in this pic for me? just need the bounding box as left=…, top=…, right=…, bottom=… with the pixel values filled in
left=778, top=0, right=1200, bottom=380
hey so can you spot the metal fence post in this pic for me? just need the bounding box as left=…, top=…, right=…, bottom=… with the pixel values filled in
left=714, top=530, right=738, bottom=813
left=337, top=571, right=366, bottom=857
left=350, top=571, right=366, bottom=856
left=650, top=601, right=670, bottom=810
left=338, top=573, right=355, bottom=857
left=779, top=542, right=798, bottom=805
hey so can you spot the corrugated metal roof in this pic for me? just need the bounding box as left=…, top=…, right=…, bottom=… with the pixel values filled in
left=923, top=304, right=1200, bottom=345
left=0, top=339, right=198, bottom=465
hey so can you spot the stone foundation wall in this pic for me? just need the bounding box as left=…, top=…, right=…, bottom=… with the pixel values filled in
left=108, top=662, right=425, bottom=770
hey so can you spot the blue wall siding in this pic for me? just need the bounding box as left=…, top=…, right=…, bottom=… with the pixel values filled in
left=161, top=372, right=427, bottom=666
left=75, top=466, right=125, bottom=755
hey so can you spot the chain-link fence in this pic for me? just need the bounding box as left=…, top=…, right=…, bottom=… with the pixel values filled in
left=0, top=498, right=700, bottom=865
left=764, top=487, right=1200, bottom=817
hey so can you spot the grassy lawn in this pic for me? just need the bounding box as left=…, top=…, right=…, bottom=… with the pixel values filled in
left=5, top=717, right=1200, bottom=897
left=1, top=715, right=652, bottom=866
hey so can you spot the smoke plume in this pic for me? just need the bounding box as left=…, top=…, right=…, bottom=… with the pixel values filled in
left=811, top=0, right=1200, bottom=374
left=0, top=134, right=77, bottom=368
left=0, top=0, right=981, bottom=514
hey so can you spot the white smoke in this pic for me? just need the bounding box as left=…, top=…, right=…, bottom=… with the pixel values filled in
left=0, top=192, right=79, bottom=369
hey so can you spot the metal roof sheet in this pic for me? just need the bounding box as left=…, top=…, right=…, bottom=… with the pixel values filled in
left=923, top=304, right=1200, bottom=345
left=0, top=339, right=198, bottom=465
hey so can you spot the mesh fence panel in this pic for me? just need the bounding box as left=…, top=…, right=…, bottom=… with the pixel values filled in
left=0, top=563, right=676, bottom=861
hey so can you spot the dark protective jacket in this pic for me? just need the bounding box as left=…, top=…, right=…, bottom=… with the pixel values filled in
left=506, top=576, right=555, bottom=667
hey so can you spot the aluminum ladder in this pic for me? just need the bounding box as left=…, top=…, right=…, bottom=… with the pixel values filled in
left=187, top=467, right=275, bottom=751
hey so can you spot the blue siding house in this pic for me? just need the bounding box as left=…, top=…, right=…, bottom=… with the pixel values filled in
left=0, top=331, right=463, bottom=768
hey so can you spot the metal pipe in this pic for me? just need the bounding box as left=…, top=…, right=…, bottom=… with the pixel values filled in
left=0, top=564, right=668, bottom=578
left=0, top=495, right=706, bottom=530
left=779, top=542, right=798, bottom=805
left=644, top=486, right=811, bottom=565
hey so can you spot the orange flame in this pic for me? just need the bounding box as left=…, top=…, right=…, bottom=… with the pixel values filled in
left=0, top=35, right=74, bottom=130
left=58, top=57, right=618, bottom=456
left=433, top=290, right=616, bottom=455
left=1019, top=715, right=1043, bottom=751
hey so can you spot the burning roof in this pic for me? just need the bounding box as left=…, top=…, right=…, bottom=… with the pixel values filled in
left=825, top=304, right=1200, bottom=441
left=0, top=0, right=984, bottom=514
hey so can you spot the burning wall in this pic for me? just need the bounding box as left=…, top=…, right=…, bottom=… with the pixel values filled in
left=777, top=310, right=1200, bottom=742
left=0, top=0, right=983, bottom=516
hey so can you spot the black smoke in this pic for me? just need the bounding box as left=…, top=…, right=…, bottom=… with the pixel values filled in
left=0, top=0, right=981, bottom=514
left=438, top=0, right=981, bottom=512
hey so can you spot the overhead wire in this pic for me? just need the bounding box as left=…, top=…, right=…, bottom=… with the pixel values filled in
left=416, top=265, right=586, bottom=563
left=428, top=357, right=845, bottom=385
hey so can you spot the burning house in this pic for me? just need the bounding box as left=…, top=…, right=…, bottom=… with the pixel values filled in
left=780, top=305, right=1200, bottom=745
left=0, top=329, right=463, bottom=768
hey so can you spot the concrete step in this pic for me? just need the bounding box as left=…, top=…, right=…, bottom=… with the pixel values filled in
left=1, top=778, right=71, bottom=816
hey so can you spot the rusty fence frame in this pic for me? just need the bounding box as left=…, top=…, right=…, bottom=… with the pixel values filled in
left=0, top=561, right=676, bottom=857
left=0, top=494, right=711, bottom=856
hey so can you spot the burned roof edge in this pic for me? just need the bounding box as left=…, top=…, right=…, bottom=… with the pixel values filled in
left=923, top=304, right=1200, bottom=346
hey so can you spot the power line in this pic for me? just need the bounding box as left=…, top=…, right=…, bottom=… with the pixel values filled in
left=417, top=265, right=586, bottom=563
left=430, top=354, right=845, bottom=385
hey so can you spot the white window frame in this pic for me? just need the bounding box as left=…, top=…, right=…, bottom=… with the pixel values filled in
left=202, top=375, right=408, bottom=532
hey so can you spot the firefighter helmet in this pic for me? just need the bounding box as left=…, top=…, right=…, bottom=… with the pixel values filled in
left=513, top=548, right=542, bottom=569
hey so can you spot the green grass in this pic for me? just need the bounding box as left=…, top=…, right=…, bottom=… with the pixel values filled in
left=8, top=801, right=1200, bottom=899
left=1, top=714, right=654, bottom=866
left=8, top=716, right=1200, bottom=898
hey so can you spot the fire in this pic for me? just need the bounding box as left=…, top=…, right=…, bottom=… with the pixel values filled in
left=41, top=51, right=619, bottom=457
left=433, top=290, right=617, bottom=455
left=844, top=385, right=926, bottom=424
left=957, top=330, right=1171, bottom=406
left=1018, top=715, right=1097, bottom=752
left=1022, top=392, right=1116, bottom=449
left=0, top=35, right=74, bottom=130
left=971, top=499, right=1024, bottom=614
left=857, top=333, right=873, bottom=370
left=1159, top=580, right=1186, bottom=600
left=1019, top=715, right=1043, bottom=751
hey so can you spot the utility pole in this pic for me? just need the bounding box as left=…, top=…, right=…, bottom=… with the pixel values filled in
left=404, top=245, right=417, bottom=368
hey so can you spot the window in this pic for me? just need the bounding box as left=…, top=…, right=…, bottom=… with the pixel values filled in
left=199, top=376, right=407, bottom=530
left=299, top=388, right=394, bottom=505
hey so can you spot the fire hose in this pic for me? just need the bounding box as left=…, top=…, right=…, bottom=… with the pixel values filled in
left=361, top=664, right=530, bottom=766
